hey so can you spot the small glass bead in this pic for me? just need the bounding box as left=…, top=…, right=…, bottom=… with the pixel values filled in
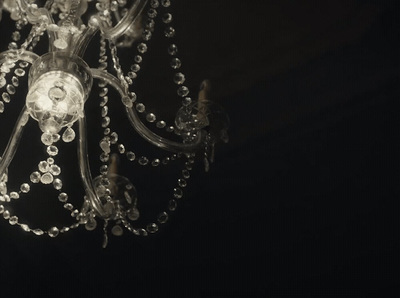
left=41, top=172, right=54, bottom=184
left=173, top=187, right=183, bottom=199
left=49, top=165, right=61, bottom=176
left=168, top=199, right=177, bottom=211
left=170, top=58, right=181, bottom=69
left=20, top=224, right=30, bottom=232
left=130, top=63, right=140, bottom=72
left=14, top=68, right=25, bottom=77
left=147, top=8, right=157, bottom=18
left=30, top=171, right=41, bottom=183
left=178, top=178, right=187, bottom=188
left=0, top=205, right=4, bottom=213
left=134, top=55, right=142, bottom=63
left=182, top=169, right=190, bottom=179
left=10, top=192, right=19, bottom=199
left=58, top=192, right=68, bottom=202
left=146, top=223, right=158, bottom=233
left=85, top=218, right=97, bottom=231
left=127, top=207, right=140, bottom=221
left=47, top=158, right=54, bottom=165
left=110, top=132, right=118, bottom=144
left=47, top=145, right=59, bottom=156
left=48, top=226, right=59, bottom=237
left=0, top=102, right=4, bottom=113
left=162, top=13, right=172, bottom=24
left=161, top=0, right=171, bottom=8
left=164, top=26, right=175, bottom=38
left=102, top=116, right=110, bottom=128
left=157, top=212, right=169, bottom=224
left=174, top=72, right=185, bottom=85
left=111, top=225, right=123, bottom=236
left=136, top=103, right=145, bottom=113
left=156, top=120, right=166, bottom=128
left=168, top=44, right=178, bottom=55
left=150, top=0, right=159, bottom=8
left=53, top=178, right=62, bottom=190
left=2, top=93, right=10, bottom=103
left=151, top=159, right=160, bottom=167
left=177, top=86, right=189, bottom=97
left=20, top=183, right=30, bottom=193
left=9, top=216, right=18, bottom=225
left=33, top=229, right=44, bottom=235
left=100, top=152, right=109, bottom=162
left=126, top=151, right=136, bottom=161
left=3, top=210, right=10, bottom=219
left=139, top=228, right=148, bottom=236
left=137, top=43, right=147, bottom=53
left=146, top=113, right=156, bottom=122
left=63, top=203, right=73, bottom=210
left=182, top=97, right=192, bottom=106
left=138, top=156, right=149, bottom=166
left=11, top=76, right=19, bottom=87
left=6, top=84, right=15, bottom=94
left=99, top=88, right=108, bottom=97
left=118, top=144, right=125, bottom=154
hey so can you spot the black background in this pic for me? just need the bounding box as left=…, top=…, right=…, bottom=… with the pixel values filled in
left=0, top=1, right=399, bottom=297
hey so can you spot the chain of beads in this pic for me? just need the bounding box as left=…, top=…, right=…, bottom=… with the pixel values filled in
left=0, top=17, right=47, bottom=114
left=117, top=152, right=194, bottom=236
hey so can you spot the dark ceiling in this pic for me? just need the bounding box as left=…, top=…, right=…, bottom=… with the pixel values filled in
left=0, top=1, right=398, bottom=297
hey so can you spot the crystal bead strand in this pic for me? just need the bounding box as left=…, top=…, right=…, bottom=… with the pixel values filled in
left=0, top=18, right=47, bottom=113
left=120, top=152, right=195, bottom=236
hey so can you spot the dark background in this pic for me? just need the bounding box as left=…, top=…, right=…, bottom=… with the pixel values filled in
left=0, top=1, right=399, bottom=297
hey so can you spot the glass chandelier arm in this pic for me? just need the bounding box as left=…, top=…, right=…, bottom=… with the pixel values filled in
left=77, top=115, right=110, bottom=218
left=91, top=68, right=205, bottom=153
left=93, top=0, right=148, bottom=41
left=0, top=107, right=29, bottom=179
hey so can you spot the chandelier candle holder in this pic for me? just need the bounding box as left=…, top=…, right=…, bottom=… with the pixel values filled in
left=0, top=0, right=229, bottom=247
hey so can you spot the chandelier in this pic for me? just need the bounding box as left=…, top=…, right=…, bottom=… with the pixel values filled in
left=0, top=0, right=229, bottom=247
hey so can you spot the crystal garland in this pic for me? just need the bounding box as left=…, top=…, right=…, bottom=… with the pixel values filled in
left=0, top=0, right=229, bottom=246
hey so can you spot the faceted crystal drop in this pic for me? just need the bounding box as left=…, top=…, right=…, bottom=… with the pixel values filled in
left=40, top=172, right=54, bottom=184
left=62, top=127, right=75, bottom=142
left=48, top=226, right=59, bottom=237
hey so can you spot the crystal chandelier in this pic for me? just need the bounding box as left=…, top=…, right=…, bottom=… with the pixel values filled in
left=0, top=0, right=229, bottom=246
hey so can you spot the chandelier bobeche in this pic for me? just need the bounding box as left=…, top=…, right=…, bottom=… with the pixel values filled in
left=0, top=0, right=228, bottom=246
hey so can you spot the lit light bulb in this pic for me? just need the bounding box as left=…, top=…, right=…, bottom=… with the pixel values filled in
left=26, top=71, right=85, bottom=133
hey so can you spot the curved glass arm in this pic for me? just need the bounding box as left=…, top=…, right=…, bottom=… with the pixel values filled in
left=0, top=107, right=29, bottom=179
left=93, top=0, right=148, bottom=41
left=77, top=115, right=110, bottom=218
left=91, top=68, right=205, bottom=153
